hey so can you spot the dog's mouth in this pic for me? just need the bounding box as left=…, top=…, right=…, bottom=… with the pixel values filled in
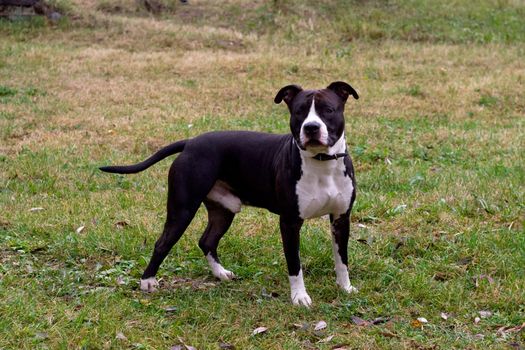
left=304, top=139, right=326, bottom=147
left=301, top=138, right=329, bottom=150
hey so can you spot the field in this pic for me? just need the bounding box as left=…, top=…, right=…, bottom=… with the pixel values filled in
left=1, top=0, right=524, bottom=349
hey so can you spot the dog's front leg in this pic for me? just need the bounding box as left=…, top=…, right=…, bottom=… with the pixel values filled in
left=330, top=214, right=358, bottom=293
left=279, top=216, right=311, bottom=307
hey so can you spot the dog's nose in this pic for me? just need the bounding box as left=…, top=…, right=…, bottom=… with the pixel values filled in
left=303, top=122, right=320, bottom=135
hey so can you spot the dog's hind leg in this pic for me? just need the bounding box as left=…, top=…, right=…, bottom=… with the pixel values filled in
left=140, top=157, right=218, bottom=292
left=199, top=200, right=236, bottom=281
left=140, top=212, right=196, bottom=292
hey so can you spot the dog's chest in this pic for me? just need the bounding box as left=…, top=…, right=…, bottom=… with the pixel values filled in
left=295, top=161, right=353, bottom=219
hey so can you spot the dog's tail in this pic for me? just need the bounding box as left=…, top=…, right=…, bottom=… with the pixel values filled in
left=99, top=140, right=187, bottom=174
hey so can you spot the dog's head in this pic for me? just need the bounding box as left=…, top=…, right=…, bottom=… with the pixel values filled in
left=275, top=81, right=359, bottom=153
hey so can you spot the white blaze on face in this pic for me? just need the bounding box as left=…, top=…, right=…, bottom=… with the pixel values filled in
left=299, top=99, right=329, bottom=148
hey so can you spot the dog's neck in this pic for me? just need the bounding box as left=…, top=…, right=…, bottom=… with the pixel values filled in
left=296, top=133, right=347, bottom=169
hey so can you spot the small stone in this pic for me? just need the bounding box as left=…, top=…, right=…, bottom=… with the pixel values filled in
left=314, top=320, right=327, bottom=331
left=116, top=332, right=127, bottom=341
left=417, top=317, right=428, bottom=324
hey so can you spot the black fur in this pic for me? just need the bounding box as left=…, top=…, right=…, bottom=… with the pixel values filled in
left=100, top=82, right=359, bottom=302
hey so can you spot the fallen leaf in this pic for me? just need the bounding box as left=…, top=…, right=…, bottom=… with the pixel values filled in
left=496, top=322, right=525, bottom=336
left=29, top=207, right=44, bottom=212
left=314, top=320, right=327, bottom=331
left=194, top=281, right=217, bottom=290
left=509, top=322, right=525, bottom=332
left=30, top=246, right=46, bottom=254
left=252, top=327, right=268, bottom=336
left=411, top=319, right=423, bottom=328
left=394, top=237, right=407, bottom=251
left=351, top=316, right=370, bottom=326
left=292, top=322, right=309, bottom=330
left=75, top=225, right=85, bottom=234
left=433, top=272, right=449, bottom=281
left=115, top=221, right=129, bottom=229
left=357, top=223, right=367, bottom=229
left=0, top=220, right=11, bottom=229
left=507, top=342, right=522, bottom=350
left=457, top=256, right=473, bottom=266
left=417, top=317, right=429, bottom=324
left=474, top=317, right=481, bottom=324
left=332, top=345, right=350, bottom=350
left=318, top=335, right=334, bottom=343
left=261, top=288, right=279, bottom=298
left=475, top=274, right=494, bottom=287
left=218, top=341, right=235, bottom=349
left=379, top=330, right=398, bottom=338
left=175, top=337, right=197, bottom=350
left=164, top=306, right=177, bottom=313
left=392, top=204, right=407, bottom=214
left=301, top=340, right=317, bottom=350
left=116, top=332, right=127, bottom=341
left=116, top=276, right=126, bottom=285
left=35, top=332, right=48, bottom=340
left=474, top=334, right=485, bottom=340
left=440, top=312, right=449, bottom=320
left=300, top=340, right=317, bottom=350
left=371, top=317, right=390, bottom=325
left=478, top=310, right=492, bottom=318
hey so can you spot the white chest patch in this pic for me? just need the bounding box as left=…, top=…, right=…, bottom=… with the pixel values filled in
left=296, top=158, right=353, bottom=220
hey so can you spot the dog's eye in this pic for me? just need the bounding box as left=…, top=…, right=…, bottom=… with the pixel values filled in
left=296, top=106, right=308, bottom=114
left=325, top=107, right=334, bottom=114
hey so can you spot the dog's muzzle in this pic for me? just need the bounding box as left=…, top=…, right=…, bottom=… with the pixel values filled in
left=302, top=122, right=326, bottom=147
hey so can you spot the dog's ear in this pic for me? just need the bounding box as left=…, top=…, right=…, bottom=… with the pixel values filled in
left=327, top=81, right=359, bottom=102
left=274, top=84, right=303, bottom=105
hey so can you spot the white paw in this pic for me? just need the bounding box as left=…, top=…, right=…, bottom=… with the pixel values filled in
left=213, top=266, right=236, bottom=281
left=206, top=253, right=235, bottom=281
left=291, top=290, right=312, bottom=307
left=140, top=277, right=159, bottom=292
left=340, top=284, right=359, bottom=294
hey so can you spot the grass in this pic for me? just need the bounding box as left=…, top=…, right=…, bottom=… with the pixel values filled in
left=1, top=0, right=524, bottom=349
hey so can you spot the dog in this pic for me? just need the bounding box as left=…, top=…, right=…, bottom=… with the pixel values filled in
left=100, top=81, right=359, bottom=307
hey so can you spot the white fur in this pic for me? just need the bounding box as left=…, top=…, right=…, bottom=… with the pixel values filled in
left=289, top=269, right=312, bottom=307
left=140, top=277, right=159, bottom=292
left=299, top=99, right=329, bottom=147
left=206, top=181, right=242, bottom=213
left=331, top=235, right=358, bottom=293
left=206, top=253, right=235, bottom=281
left=295, top=134, right=353, bottom=219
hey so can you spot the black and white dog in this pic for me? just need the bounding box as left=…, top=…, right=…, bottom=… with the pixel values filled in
left=100, top=81, right=359, bottom=307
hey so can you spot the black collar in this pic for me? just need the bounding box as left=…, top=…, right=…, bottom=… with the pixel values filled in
left=312, top=152, right=348, bottom=161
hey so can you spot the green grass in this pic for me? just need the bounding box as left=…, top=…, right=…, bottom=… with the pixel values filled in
left=1, top=0, right=525, bottom=349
